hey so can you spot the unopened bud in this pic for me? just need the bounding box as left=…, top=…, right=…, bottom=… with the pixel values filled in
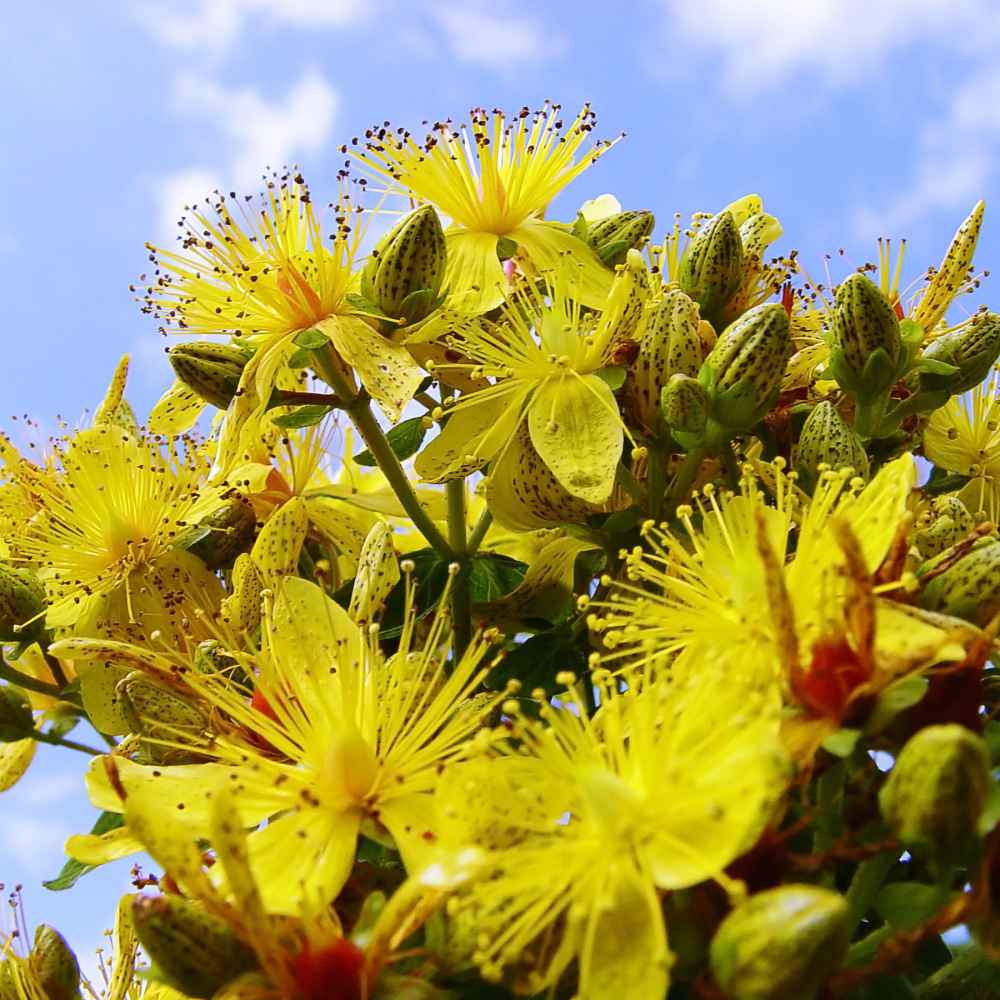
left=0, top=685, right=34, bottom=741
left=913, top=200, right=985, bottom=333
left=587, top=210, right=655, bottom=269
left=829, top=273, right=901, bottom=403
left=222, top=553, right=263, bottom=633
left=0, top=563, right=46, bottom=643
left=168, top=342, right=250, bottom=411
left=186, top=496, right=257, bottom=569
left=793, top=401, right=869, bottom=490
left=913, top=496, right=974, bottom=559
left=117, top=672, right=207, bottom=763
left=918, top=535, right=1000, bottom=625
left=360, top=205, right=446, bottom=325
left=709, top=885, right=849, bottom=1000
left=622, top=289, right=707, bottom=436
left=131, top=894, right=257, bottom=999
left=678, top=210, right=744, bottom=328
left=193, top=640, right=250, bottom=690
left=29, top=925, right=80, bottom=1000
left=879, top=724, right=991, bottom=870
left=661, top=374, right=709, bottom=444
left=920, top=311, right=1000, bottom=395
left=701, top=302, right=792, bottom=430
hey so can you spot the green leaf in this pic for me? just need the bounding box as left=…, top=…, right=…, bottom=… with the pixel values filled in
left=600, top=507, right=646, bottom=536
left=822, top=728, right=862, bottom=758
left=486, top=626, right=586, bottom=697
left=865, top=675, right=929, bottom=734
left=875, top=882, right=950, bottom=929
left=354, top=417, right=427, bottom=466
left=0, top=686, right=34, bottom=742
left=293, top=328, right=328, bottom=350
left=496, top=236, right=518, bottom=261
left=984, top=720, right=1000, bottom=764
left=43, top=811, right=124, bottom=891
left=925, top=465, right=972, bottom=496
left=377, top=549, right=451, bottom=639
left=286, top=348, right=314, bottom=369
left=357, top=836, right=401, bottom=869
left=979, top=783, right=1000, bottom=835
left=468, top=554, right=527, bottom=604
left=271, top=405, right=333, bottom=429
left=595, top=366, right=627, bottom=390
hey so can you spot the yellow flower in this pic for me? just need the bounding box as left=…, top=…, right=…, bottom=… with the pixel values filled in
left=416, top=251, right=649, bottom=505
left=350, top=103, right=619, bottom=313
left=435, top=671, right=786, bottom=999
left=141, top=174, right=424, bottom=472
left=81, top=577, right=505, bottom=915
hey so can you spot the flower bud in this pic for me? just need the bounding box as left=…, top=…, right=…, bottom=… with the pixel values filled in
left=117, top=672, right=207, bottom=763
left=678, top=210, right=744, bottom=327
left=793, top=401, right=869, bottom=490
left=186, top=496, right=257, bottom=569
left=622, top=289, right=707, bottom=436
left=918, top=535, right=1000, bottom=625
left=709, top=885, right=849, bottom=1000
left=131, top=894, right=257, bottom=999
left=913, top=496, right=974, bottom=559
left=879, top=724, right=991, bottom=869
left=587, top=210, right=655, bottom=269
left=168, top=342, right=250, bottom=411
left=828, top=273, right=901, bottom=403
left=700, top=302, right=792, bottom=431
left=0, top=685, right=34, bottom=741
left=0, top=563, right=46, bottom=643
left=193, top=639, right=251, bottom=690
left=661, top=374, right=709, bottom=444
left=29, top=925, right=80, bottom=1000
left=360, top=205, right=446, bottom=325
left=920, top=311, right=1000, bottom=395
left=913, top=200, right=985, bottom=334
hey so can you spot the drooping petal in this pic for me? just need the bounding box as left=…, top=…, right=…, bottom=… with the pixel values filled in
left=0, top=739, right=35, bottom=792
left=379, top=793, right=439, bottom=875
left=527, top=374, right=623, bottom=504
left=65, top=825, right=145, bottom=865
left=148, top=379, right=206, bottom=435
left=512, top=219, right=612, bottom=310
left=348, top=522, right=400, bottom=623
left=440, top=228, right=510, bottom=314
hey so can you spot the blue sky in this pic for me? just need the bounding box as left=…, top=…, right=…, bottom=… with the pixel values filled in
left=2, top=0, right=1000, bottom=968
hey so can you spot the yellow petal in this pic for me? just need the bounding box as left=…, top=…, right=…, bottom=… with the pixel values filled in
left=302, top=496, right=372, bottom=563
left=251, top=496, right=309, bottom=583
left=348, top=523, right=400, bottom=623
left=323, top=315, right=423, bottom=423
left=527, top=375, right=623, bottom=503
left=441, top=228, right=509, bottom=314
left=148, top=379, right=206, bottom=436
left=0, top=739, right=35, bottom=792
left=78, top=661, right=132, bottom=736
left=379, top=793, right=438, bottom=875
left=512, top=219, right=612, bottom=310
left=94, top=355, right=131, bottom=426
left=65, top=825, right=144, bottom=865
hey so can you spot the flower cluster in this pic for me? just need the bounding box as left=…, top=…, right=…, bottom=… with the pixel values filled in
left=3, top=102, right=1000, bottom=1000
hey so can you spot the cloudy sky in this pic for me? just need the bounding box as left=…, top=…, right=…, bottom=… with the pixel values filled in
left=2, top=0, right=999, bottom=966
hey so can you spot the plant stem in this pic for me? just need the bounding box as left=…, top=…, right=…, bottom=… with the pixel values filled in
left=0, top=653, right=63, bottom=699
left=719, top=440, right=742, bottom=490
left=315, top=345, right=453, bottom=558
left=854, top=393, right=888, bottom=440
left=267, top=389, right=345, bottom=410
left=446, top=478, right=472, bottom=660
left=41, top=647, right=69, bottom=690
left=664, top=447, right=706, bottom=515
left=29, top=729, right=103, bottom=756
left=617, top=462, right=645, bottom=505
left=647, top=443, right=667, bottom=521
left=467, top=508, right=493, bottom=556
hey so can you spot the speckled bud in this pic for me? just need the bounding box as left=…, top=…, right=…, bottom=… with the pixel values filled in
left=920, top=311, right=1000, bottom=395
left=193, top=639, right=250, bottom=690
left=622, top=289, right=708, bottom=436
left=360, top=205, right=446, bottom=324
left=918, top=535, right=1000, bottom=625
left=914, top=496, right=974, bottom=559
left=186, top=496, right=257, bottom=569
left=168, top=342, right=249, bottom=411
left=661, top=374, right=709, bottom=442
left=879, top=724, right=991, bottom=869
left=829, top=273, right=901, bottom=402
left=222, top=553, right=263, bottom=633
left=0, top=685, right=34, bottom=741
left=709, top=885, right=849, bottom=1000
left=131, top=894, right=257, bottom=999
left=29, top=925, right=80, bottom=1000
left=0, top=563, right=46, bottom=643
left=587, top=210, right=655, bottom=268
left=678, top=210, right=744, bottom=327
left=117, top=672, right=207, bottom=763
left=700, top=302, right=792, bottom=430
left=793, top=401, right=869, bottom=490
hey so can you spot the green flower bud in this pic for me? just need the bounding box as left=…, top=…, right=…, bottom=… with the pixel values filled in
left=793, top=401, right=869, bottom=490
left=185, top=496, right=257, bottom=569
left=879, top=724, right=991, bottom=869
left=0, top=563, right=46, bottom=643
left=0, top=685, right=34, bottom=741
left=131, top=894, right=257, bottom=999
left=918, top=535, right=1000, bottom=625
left=661, top=374, right=709, bottom=446
left=193, top=639, right=251, bottom=691
left=709, top=885, right=849, bottom=1000
left=622, top=289, right=708, bottom=436
left=914, top=496, right=974, bottom=559
left=168, top=342, right=250, bottom=411
left=587, top=210, right=655, bottom=269
left=360, top=205, right=446, bottom=325
left=678, top=210, right=744, bottom=327
left=29, top=925, right=80, bottom=1000
left=829, top=273, right=902, bottom=403
left=117, top=672, right=207, bottom=763
left=700, top=302, right=792, bottom=431
left=920, top=311, right=1000, bottom=395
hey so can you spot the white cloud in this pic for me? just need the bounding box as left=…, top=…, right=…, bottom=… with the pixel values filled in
left=657, top=0, right=997, bottom=96
left=136, top=0, right=371, bottom=55
left=431, top=4, right=561, bottom=68
left=2, top=817, right=68, bottom=875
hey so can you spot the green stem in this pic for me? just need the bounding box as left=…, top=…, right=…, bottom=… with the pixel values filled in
left=316, top=345, right=453, bottom=558
left=617, top=462, right=645, bottom=505
left=446, top=479, right=472, bottom=660
left=647, top=443, right=667, bottom=521
left=845, top=852, right=897, bottom=935
left=267, top=389, right=345, bottom=410
left=29, top=729, right=103, bottom=756
left=467, top=508, right=493, bottom=556
left=719, top=440, right=742, bottom=490
left=854, top=393, right=888, bottom=440
left=665, top=447, right=706, bottom=514
left=0, top=653, right=63, bottom=699
left=41, top=646, right=69, bottom=690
